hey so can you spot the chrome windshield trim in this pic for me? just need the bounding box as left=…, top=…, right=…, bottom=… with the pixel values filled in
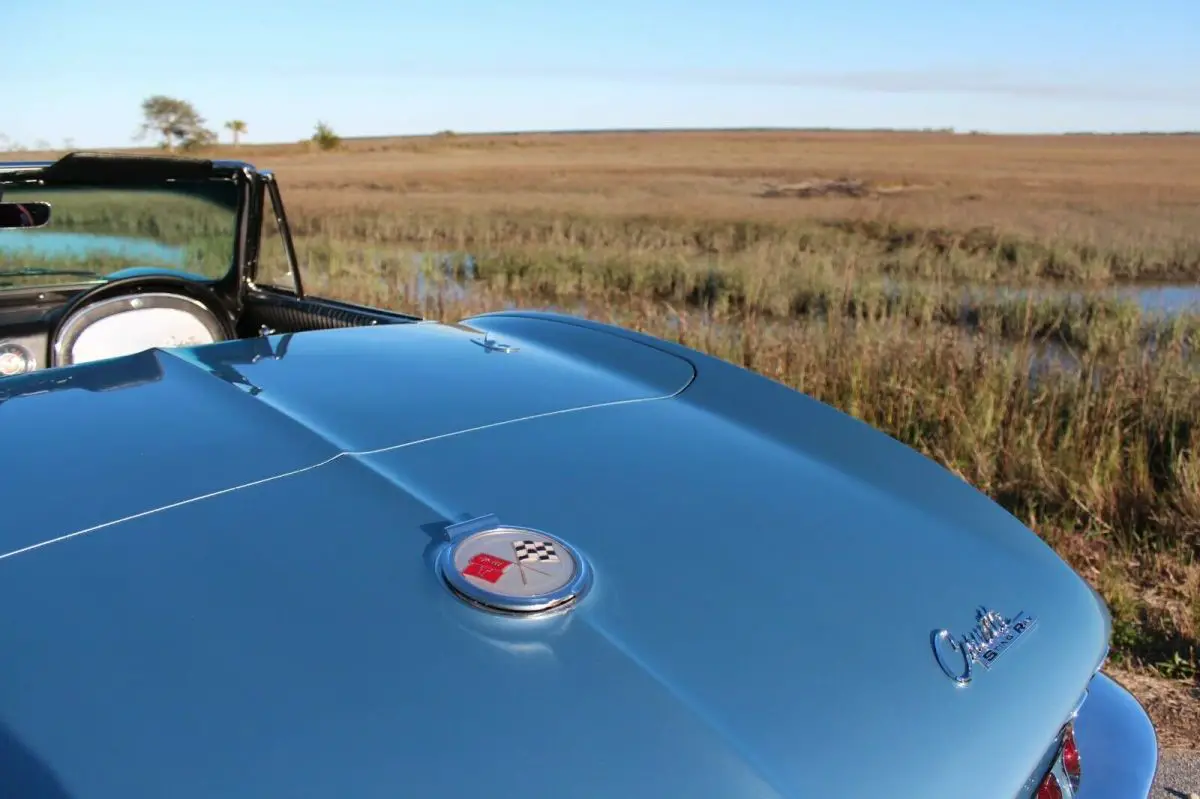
left=0, top=161, right=55, bottom=172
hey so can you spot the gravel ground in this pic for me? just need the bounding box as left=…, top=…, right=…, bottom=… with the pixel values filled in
left=1152, top=750, right=1200, bottom=798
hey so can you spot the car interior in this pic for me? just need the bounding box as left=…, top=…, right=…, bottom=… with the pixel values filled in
left=0, top=152, right=420, bottom=379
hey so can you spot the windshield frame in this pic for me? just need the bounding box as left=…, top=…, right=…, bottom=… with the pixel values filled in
left=0, top=154, right=257, bottom=298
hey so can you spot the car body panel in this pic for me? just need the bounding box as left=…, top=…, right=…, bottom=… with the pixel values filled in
left=0, top=317, right=693, bottom=559
left=168, top=316, right=697, bottom=452
left=0, top=313, right=1118, bottom=797
left=1073, top=673, right=1159, bottom=798
left=0, top=457, right=780, bottom=799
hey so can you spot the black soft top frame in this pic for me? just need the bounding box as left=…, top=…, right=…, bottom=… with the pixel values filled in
left=0, top=152, right=258, bottom=185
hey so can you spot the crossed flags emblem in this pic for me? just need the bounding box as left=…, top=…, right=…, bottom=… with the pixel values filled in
left=462, top=540, right=560, bottom=585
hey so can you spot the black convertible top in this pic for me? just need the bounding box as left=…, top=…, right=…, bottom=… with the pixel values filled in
left=0, top=152, right=259, bottom=209
left=0, top=151, right=259, bottom=185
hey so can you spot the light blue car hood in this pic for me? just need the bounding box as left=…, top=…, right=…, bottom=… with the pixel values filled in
left=0, top=313, right=1109, bottom=798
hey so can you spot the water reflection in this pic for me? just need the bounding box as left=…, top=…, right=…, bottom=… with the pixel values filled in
left=410, top=252, right=475, bottom=304
left=960, top=283, right=1200, bottom=319
left=1109, top=284, right=1200, bottom=316
left=372, top=251, right=1200, bottom=323
left=0, top=230, right=187, bottom=265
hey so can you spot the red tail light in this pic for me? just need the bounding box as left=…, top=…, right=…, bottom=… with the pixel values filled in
left=1034, top=722, right=1081, bottom=799
left=1035, top=774, right=1062, bottom=799
left=1060, top=724, right=1082, bottom=791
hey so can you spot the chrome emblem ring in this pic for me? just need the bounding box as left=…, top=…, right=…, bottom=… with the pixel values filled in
left=437, top=514, right=592, bottom=616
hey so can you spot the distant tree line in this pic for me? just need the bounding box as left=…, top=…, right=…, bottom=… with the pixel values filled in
left=8, top=113, right=1196, bottom=155
left=1, top=94, right=342, bottom=153
left=0, top=134, right=74, bottom=153
left=134, top=95, right=341, bottom=152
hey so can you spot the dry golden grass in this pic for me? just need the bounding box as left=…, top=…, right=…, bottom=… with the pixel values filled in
left=24, top=129, right=1200, bottom=254
left=155, top=130, right=1196, bottom=287
left=220, top=130, right=1200, bottom=253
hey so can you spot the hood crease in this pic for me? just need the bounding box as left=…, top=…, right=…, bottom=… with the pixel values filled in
left=582, top=615, right=790, bottom=798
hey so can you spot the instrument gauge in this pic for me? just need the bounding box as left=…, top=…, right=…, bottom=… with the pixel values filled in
left=0, top=343, right=36, bottom=377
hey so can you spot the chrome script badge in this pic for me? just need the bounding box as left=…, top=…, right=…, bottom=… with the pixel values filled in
left=931, top=606, right=1037, bottom=686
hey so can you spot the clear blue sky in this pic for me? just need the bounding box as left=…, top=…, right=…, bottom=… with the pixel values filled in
left=6, top=0, right=1198, bottom=147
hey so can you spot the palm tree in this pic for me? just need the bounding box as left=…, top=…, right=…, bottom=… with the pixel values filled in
left=225, top=120, right=247, bottom=146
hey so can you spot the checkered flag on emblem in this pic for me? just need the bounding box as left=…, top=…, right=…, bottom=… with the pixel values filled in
left=512, top=540, right=560, bottom=564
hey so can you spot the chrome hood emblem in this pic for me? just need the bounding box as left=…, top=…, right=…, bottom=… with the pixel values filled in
left=437, top=513, right=591, bottom=616
left=931, top=606, right=1037, bottom=686
left=472, top=332, right=518, bottom=353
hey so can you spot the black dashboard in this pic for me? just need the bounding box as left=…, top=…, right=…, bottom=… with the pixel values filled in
left=0, top=287, right=85, bottom=377
left=0, top=277, right=239, bottom=379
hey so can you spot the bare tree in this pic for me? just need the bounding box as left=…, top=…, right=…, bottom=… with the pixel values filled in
left=224, top=120, right=247, bottom=146
left=135, top=95, right=216, bottom=151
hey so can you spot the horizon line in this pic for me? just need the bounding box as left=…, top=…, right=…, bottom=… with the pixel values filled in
left=337, top=125, right=1200, bottom=139
left=5, top=124, right=1200, bottom=154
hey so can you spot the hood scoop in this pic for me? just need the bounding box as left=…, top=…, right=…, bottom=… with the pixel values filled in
left=438, top=514, right=593, bottom=616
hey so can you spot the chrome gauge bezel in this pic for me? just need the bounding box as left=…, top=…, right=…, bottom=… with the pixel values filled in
left=0, top=341, right=37, bottom=377
left=52, top=292, right=228, bottom=367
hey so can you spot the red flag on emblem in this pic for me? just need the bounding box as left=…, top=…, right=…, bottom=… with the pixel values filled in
left=462, top=552, right=513, bottom=584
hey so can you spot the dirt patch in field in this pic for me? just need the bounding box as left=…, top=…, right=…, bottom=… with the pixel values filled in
left=757, top=177, right=930, bottom=199
left=759, top=178, right=871, bottom=199
left=1108, top=666, right=1200, bottom=749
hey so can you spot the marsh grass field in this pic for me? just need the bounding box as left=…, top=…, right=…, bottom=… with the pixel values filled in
left=13, top=130, right=1200, bottom=743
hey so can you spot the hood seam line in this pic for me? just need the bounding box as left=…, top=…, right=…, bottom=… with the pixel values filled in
left=0, top=392, right=686, bottom=565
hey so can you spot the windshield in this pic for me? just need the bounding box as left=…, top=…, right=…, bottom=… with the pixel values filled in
left=0, top=181, right=240, bottom=290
